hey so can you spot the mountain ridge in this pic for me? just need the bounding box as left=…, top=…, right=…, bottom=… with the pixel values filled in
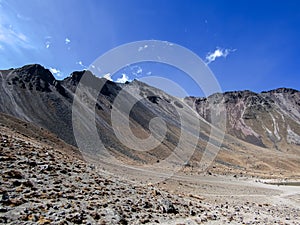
left=1, top=64, right=300, bottom=178
left=3, top=63, right=299, bottom=97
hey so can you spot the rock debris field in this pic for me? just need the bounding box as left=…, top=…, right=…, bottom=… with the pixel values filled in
left=0, top=125, right=299, bottom=225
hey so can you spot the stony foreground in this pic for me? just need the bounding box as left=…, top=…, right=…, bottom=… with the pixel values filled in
left=0, top=124, right=299, bottom=224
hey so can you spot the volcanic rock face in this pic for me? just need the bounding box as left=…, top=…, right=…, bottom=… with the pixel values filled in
left=7, top=64, right=66, bottom=95
left=0, top=65, right=73, bottom=145
left=185, top=88, right=300, bottom=150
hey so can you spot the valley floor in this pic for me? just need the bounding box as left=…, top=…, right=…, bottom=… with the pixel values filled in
left=1, top=124, right=299, bottom=224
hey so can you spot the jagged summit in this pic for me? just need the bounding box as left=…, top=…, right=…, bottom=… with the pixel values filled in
left=262, top=87, right=299, bottom=94
left=63, top=70, right=97, bottom=85
left=0, top=64, right=299, bottom=151
left=14, top=64, right=55, bottom=84
left=223, top=89, right=255, bottom=95
left=4, top=64, right=58, bottom=92
left=3, top=64, right=299, bottom=96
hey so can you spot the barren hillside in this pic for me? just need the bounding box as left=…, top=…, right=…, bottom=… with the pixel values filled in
left=0, top=64, right=300, bottom=179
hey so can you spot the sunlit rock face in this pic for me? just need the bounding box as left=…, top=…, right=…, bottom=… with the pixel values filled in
left=185, top=88, right=300, bottom=150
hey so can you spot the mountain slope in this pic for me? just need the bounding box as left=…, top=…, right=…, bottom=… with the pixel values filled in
left=0, top=65, right=74, bottom=145
left=0, top=64, right=300, bottom=178
left=185, top=88, right=300, bottom=151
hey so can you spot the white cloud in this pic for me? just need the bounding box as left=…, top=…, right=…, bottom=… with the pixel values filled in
left=116, top=73, right=130, bottom=83
left=76, top=61, right=87, bottom=69
left=44, top=36, right=52, bottom=49
left=49, top=67, right=62, bottom=77
left=138, top=44, right=148, bottom=52
left=205, top=47, right=236, bottom=64
left=103, top=73, right=113, bottom=81
left=45, top=41, right=51, bottom=49
left=136, top=67, right=142, bottom=74
left=130, top=65, right=142, bottom=77
left=163, top=41, right=174, bottom=46
left=146, top=71, right=152, bottom=75
left=0, top=44, right=4, bottom=50
left=65, top=37, right=71, bottom=44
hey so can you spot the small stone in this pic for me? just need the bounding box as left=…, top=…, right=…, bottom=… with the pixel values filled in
left=160, top=200, right=177, bottom=214
left=0, top=207, right=8, bottom=213
left=38, top=216, right=52, bottom=224
left=119, top=217, right=128, bottom=225
left=0, top=216, right=8, bottom=223
left=1, top=191, right=10, bottom=201
left=23, top=180, right=34, bottom=187
left=12, top=180, right=22, bottom=186
left=28, top=161, right=37, bottom=167
left=207, top=214, right=217, bottom=220
left=9, top=198, right=26, bottom=207
left=190, top=209, right=196, bottom=216
left=4, top=170, right=23, bottom=179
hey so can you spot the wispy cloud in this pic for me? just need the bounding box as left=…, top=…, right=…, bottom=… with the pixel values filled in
left=16, top=13, right=31, bottom=21
left=0, top=24, right=32, bottom=49
left=136, top=67, right=142, bottom=74
left=116, top=73, right=130, bottom=83
left=65, top=37, right=71, bottom=44
left=45, top=41, right=51, bottom=48
left=205, top=47, right=236, bottom=64
left=44, top=36, right=52, bottom=49
left=49, top=67, right=62, bottom=77
left=76, top=61, right=87, bottom=69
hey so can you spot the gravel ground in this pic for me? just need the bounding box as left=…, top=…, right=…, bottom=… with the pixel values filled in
left=1, top=125, right=299, bottom=225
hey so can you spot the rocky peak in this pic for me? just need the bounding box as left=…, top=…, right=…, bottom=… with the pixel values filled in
left=221, top=90, right=256, bottom=104
left=64, top=71, right=85, bottom=85
left=62, top=70, right=121, bottom=100
left=8, top=64, right=58, bottom=92
left=262, top=87, right=299, bottom=94
left=14, top=64, right=55, bottom=85
left=63, top=70, right=101, bottom=87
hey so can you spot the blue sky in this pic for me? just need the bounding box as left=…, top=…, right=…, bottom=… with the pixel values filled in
left=0, top=0, right=299, bottom=96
